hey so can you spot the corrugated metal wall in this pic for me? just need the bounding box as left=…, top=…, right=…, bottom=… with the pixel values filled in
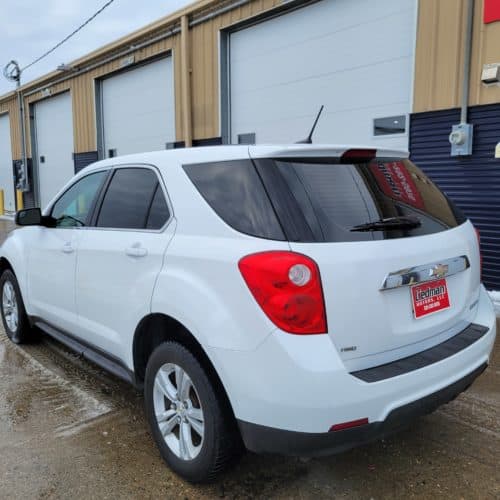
left=0, top=96, right=21, bottom=159
left=414, top=0, right=500, bottom=113
left=22, top=35, right=181, bottom=155
left=410, top=104, right=500, bottom=291
left=0, top=0, right=282, bottom=161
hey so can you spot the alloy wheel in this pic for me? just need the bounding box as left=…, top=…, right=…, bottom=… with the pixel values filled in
left=2, top=281, right=18, bottom=333
left=153, top=363, right=205, bottom=461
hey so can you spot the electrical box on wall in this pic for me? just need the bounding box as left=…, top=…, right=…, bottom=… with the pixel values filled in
left=449, top=123, right=473, bottom=156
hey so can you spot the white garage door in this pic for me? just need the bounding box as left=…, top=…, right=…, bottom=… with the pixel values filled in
left=0, top=114, right=15, bottom=212
left=228, top=0, right=416, bottom=149
left=33, top=92, right=75, bottom=209
left=100, top=57, right=175, bottom=157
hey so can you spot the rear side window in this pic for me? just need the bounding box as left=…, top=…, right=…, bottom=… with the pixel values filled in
left=146, top=184, right=170, bottom=229
left=255, top=158, right=467, bottom=242
left=183, top=160, right=285, bottom=240
left=97, top=168, right=168, bottom=230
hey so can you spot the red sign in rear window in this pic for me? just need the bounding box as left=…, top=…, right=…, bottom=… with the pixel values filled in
left=370, top=161, right=425, bottom=210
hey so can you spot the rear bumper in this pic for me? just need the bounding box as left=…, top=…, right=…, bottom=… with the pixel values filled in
left=208, top=285, right=496, bottom=438
left=238, top=362, right=487, bottom=456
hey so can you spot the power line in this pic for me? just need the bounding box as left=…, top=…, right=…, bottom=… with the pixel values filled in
left=21, top=0, right=117, bottom=72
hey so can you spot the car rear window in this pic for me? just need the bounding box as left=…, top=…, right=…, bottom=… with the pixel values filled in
left=256, top=158, right=466, bottom=242
left=184, top=158, right=466, bottom=242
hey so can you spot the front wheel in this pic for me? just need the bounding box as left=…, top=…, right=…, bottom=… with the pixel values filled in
left=144, top=342, right=240, bottom=483
left=0, top=269, right=35, bottom=344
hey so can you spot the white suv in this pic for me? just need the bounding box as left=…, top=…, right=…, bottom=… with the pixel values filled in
left=0, top=145, right=496, bottom=482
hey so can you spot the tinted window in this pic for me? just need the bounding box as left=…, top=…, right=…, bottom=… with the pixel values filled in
left=256, top=158, right=466, bottom=243
left=146, top=184, right=170, bottom=229
left=97, top=168, right=158, bottom=229
left=183, top=160, right=285, bottom=240
left=51, top=171, right=106, bottom=228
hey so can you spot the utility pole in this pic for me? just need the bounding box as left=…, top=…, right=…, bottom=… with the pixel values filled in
left=3, top=60, right=28, bottom=197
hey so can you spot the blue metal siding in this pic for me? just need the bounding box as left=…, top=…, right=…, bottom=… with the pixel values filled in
left=410, top=104, right=500, bottom=291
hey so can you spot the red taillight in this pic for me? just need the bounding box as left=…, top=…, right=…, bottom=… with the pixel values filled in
left=475, top=227, right=482, bottom=278
left=238, top=251, right=327, bottom=335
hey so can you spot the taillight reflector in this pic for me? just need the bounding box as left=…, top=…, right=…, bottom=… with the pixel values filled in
left=329, top=418, right=369, bottom=432
left=238, top=251, right=327, bottom=335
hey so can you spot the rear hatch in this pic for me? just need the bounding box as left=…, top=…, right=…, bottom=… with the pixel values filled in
left=250, top=149, right=481, bottom=370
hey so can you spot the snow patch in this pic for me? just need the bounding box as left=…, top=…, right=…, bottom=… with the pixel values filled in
left=488, top=290, right=500, bottom=316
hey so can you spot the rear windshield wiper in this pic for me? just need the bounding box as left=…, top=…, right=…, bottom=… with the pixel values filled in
left=350, top=216, right=421, bottom=232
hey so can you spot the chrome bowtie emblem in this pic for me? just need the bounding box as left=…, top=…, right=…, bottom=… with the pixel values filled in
left=430, top=264, right=449, bottom=279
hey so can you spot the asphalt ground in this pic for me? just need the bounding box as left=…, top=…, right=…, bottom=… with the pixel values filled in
left=0, top=219, right=498, bottom=499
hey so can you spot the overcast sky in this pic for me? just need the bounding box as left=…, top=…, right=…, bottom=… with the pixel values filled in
left=0, top=0, right=193, bottom=96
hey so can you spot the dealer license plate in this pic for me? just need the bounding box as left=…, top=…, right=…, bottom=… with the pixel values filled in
left=411, top=278, right=451, bottom=319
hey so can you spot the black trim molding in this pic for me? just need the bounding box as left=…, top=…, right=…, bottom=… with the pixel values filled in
left=351, top=323, right=488, bottom=383
left=31, top=317, right=139, bottom=388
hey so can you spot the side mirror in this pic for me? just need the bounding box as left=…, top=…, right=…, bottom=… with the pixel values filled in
left=15, top=208, right=42, bottom=226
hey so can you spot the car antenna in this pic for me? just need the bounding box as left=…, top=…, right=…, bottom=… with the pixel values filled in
left=296, top=105, right=324, bottom=144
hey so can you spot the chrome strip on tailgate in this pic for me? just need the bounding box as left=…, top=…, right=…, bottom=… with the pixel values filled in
left=380, top=255, right=470, bottom=291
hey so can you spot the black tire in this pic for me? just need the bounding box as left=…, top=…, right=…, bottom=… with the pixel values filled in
left=0, top=269, right=35, bottom=344
left=144, top=341, right=240, bottom=483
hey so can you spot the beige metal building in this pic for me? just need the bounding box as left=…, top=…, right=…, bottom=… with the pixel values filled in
left=0, top=0, right=499, bottom=289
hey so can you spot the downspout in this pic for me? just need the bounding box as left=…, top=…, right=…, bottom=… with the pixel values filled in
left=460, top=0, right=475, bottom=124
left=16, top=83, right=28, bottom=197
left=449, top=0, right=475, bottom=156
left=180, top=15, right=193, bottom=147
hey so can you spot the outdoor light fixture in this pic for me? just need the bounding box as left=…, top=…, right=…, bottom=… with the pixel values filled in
left=57, top=63, right=77, bottom=72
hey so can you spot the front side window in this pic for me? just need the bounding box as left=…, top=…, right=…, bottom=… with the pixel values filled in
left=51, top=171, right=107, bottom=228
left=97, top=168, right=169, bottom=230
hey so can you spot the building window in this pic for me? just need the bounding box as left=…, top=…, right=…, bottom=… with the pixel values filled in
left=373, top=115, right=406, bottom=136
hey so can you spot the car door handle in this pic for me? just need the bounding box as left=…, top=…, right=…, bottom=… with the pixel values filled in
left=62, top=242, right=75, bottom=254
left=125, top=245, right=148, bottom=258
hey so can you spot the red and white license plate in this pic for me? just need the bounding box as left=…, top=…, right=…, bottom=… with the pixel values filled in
left=411, top=278, right=451, bottom=319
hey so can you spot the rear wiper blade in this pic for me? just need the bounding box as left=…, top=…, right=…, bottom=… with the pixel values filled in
left=350, top=216, right=421, bottom=232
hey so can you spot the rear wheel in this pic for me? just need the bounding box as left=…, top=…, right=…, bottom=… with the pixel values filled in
left=0, top=270, right=35, bottom=344
left=144, top=342, right=240, bottom=482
